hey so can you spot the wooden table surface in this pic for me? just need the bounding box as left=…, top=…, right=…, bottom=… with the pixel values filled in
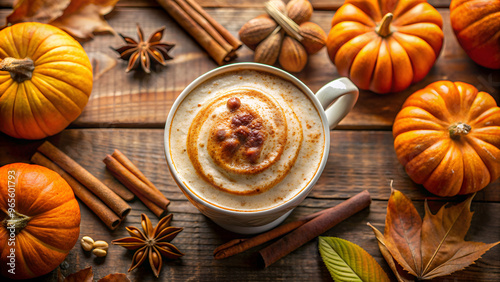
left=1, top=0, right=499, bottom=281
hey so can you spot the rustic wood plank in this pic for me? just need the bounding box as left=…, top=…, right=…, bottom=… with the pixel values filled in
left=0, top=0, right=453, bottom=10
left=2, top=7, right=494, bottom=129
left=78, top=7, right=500, bottom=129
left=1, top=129, right=499, bottom=201
left=1, top=128, right=499, bottom=281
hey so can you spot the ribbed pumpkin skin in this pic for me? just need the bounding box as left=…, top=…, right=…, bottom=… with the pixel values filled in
left=326, top=0, right=444, bottom=94
left=0, top=22, right=93, bottom=139
left=393, top=81, right=500, bottom=197
left=0, top=163, right=81, bottom=279
left=450, top=0, right=500, bottom=69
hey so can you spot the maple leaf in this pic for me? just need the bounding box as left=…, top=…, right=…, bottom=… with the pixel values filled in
left=6, top=0, right=119, bottom=40
left=368, top=189, right=499, bottom=280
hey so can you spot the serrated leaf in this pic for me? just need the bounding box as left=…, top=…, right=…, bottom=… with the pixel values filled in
left=372, top=189, right=500, bottom=280
left=318, top=236, right=390, bottom=282
left=420, top=195, right=500, bottom=279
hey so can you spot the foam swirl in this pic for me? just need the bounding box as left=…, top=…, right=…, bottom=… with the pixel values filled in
left=187, top=88, right=303, bottom=195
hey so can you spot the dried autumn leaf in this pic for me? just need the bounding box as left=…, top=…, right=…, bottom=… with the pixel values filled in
left=63, top=266, right=93, bottom=282
left=369, top=189, right=500, bottom=280
left=318, top=236, right=390, bottom=282
left=59, top=266, right=130, bottom=282
left=6, top=0, right=119, bottom=40
left=98, top=273, right=131, bottom=282
left=7, top=0, right=71, bottom=24
left=87, top=51, right=117, bottom=80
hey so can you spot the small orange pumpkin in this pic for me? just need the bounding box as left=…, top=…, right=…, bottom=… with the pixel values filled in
left=393, top=81, right=500, bottom=197
left=0, top=163, right=81, bottom=279
left=326, top=0, right=444, bottom=94
left=0, top=22, right=93, bottom=140
left=450, top=0, right=500, bottom=69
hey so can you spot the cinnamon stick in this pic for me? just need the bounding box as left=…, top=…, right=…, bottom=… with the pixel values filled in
left=37, top=141, right=131, bottom=218
left=259, top=190, right=371, bottom=267
left=156, top=0, right=241, bottom=65
left=184, top=0, right=242, bottom=49
left=111, top=149, right=156, bottom=191
left=103, top=154, right=170, bottom=213
left=31, top=152, right=122, bottom=230
left=213, top=191, right=368, bottom=259
left=108, top=168, right=168, bottom=218
left=102, top=177, right=135, bottom=202
left=214, top=204, right=332, bottom=259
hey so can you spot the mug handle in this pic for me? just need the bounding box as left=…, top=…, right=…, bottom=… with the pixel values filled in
left=315, top=77, right=359, bottom=129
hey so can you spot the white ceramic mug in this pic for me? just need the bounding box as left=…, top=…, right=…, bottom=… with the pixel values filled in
left=164, top=62, right=358, bottom=234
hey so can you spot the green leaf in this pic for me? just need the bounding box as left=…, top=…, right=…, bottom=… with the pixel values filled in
left=319, top=236, right=390, bottom=282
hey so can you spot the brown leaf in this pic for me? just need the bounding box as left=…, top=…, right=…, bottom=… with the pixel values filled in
left=420, top=195, right=500, bottom=279
left=367, top=223, right=414, bottom=282
left=87, top=51, right=117, bottom=81
left=6, top=0, right=119, bottom=40
left=64, top=266, right=93, bottom=282
left=98, top=273, right=131, bottom=282
left=383, top=189, right=422, bottom=277
left=7, top=0, right=71, bottom=24
left=369, top=189, right=500, bottom=280
left=50, top=0, right=119, bottom=40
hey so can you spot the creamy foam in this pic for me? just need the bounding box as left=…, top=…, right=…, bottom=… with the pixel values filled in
left=169, top=70, right=325, bottom=211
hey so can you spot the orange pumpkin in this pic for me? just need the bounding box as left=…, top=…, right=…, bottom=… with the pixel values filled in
left=450, top=0, right=500, bottom=69
left=0, top=22, right=93, bottom=140
left=393, top=81, right=500, bottom=197
left=0, top=163, right=81, bottom=279
left=326, top=0, right=444, bottom=94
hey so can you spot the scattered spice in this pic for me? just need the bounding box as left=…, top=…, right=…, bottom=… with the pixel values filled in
left=112, top=213, right=184, bottom=278
left=112, top=24, right=175, bottom=73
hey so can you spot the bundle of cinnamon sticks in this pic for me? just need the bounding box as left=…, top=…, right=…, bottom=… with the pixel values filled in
left=32, top=142, right=131, bottom=230
left=103, top=150, right=170, bottom=218
left=32, top=142, right=170, bottom=230
left=157, top=0, right=242, bottom=65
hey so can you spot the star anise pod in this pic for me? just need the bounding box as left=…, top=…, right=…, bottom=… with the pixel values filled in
left=113, top=24, right=175, bottom=73
left=112, top=213, right=184, bottom=278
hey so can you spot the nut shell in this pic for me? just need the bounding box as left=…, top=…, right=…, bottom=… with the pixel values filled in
left=279, top=36, right=307, bottom=72
left=286, top=0, right=313, bottom=25
left=239, top=15, right=277, bottom=50
left=299, top=22, right=326, bottom=54
left=254, top=29, right=284, bottom=65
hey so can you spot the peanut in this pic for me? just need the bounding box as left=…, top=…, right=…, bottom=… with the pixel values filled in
left=92, top=248, right=107, bottom=257
left=93, top=240, right=109, bottom=251
left=81, top=236, right=94, bottom=252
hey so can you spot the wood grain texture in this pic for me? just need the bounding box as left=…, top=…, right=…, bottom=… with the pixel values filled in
left=0, top=0, right=453, bottom=9
left=0, top=129, right=498, bottom=281
left=72, top=8, right=500, bottom=129
left=2, top=5, right=495, bottom=130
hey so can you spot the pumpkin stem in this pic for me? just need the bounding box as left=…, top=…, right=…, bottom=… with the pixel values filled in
left=376, top=13, right=394, bottom=37
left=1, top=210, right=31, bottom=234
left=0, top=57, right=35, bottom=83
left=449, top=122, right=471, bottom=139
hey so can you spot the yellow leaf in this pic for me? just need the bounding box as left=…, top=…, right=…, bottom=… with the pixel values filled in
left=318, top=236, right=390, bottom=282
